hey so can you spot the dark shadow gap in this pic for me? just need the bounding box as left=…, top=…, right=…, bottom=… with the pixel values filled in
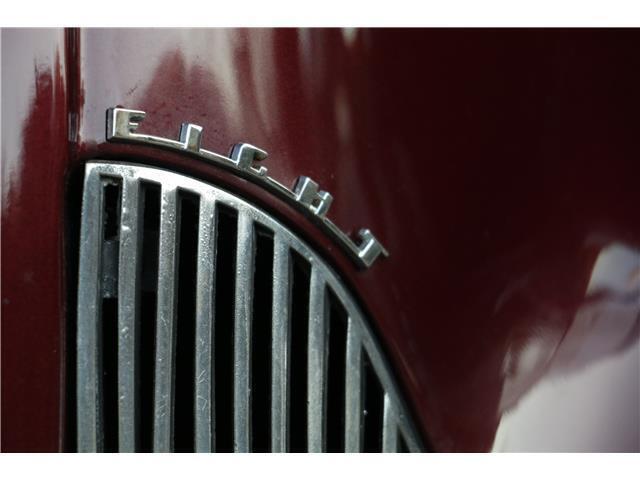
left=213, top=205, right=238, bottom=452
left=362, top=352, right=384, bottom=453
left=64, top=164, right=85, bottom=452
left=326, top=289, right=348, bottom=452
left=398, top=434, right=409, bottom=453
left=173, top=191, right=199, bottom=452
left=101, top=180, right=121, bottom=452
left=101, top=297, right=119, bottom=452
left=251, top=224, right=274, bottom=452
left=289, top=251, right=311, bottom=452
left=138, top=182, right=160, bottom=453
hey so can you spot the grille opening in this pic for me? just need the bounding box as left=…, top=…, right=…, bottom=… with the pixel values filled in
left=326, top=289, right=348, bottom=452
left=139, top=182, right=160, bottom=452
left=103, top=181, right=121, bottom=241
left=251, top=224, right=274, bottom=452
left=101, top=181, right=121, bottom=452
left=101, top=296, right=119, bottom=452
left=173, top=191, right=200, bottom=452
left=362, top=352, right=384, bottom=453
left=213, top=205, right=238, bottom=452
left=289, top=251, right=311, bottom=452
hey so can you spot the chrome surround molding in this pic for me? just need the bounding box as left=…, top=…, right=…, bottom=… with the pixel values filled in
left=76, top=161, right=421, bottom=452
left=106, top=107, right=388, bottom=269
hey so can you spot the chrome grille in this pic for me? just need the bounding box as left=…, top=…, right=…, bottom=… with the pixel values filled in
left=75, top=161, right=422, bottom=452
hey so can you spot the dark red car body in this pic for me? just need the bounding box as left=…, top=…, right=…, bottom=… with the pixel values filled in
left=2, top=28, right=639, bottom=452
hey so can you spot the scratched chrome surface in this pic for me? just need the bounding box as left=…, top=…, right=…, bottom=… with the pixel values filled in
left=75, top=161, right=423, bottom=452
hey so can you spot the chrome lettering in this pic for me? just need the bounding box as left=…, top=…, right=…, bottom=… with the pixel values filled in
left=105, top=107, right=388, bottom=268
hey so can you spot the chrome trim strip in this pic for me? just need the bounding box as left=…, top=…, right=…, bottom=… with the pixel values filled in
left=307, top=268, right=328, bottom=452
left=76, top=167, right=104, bottom=452
left=344, top=318, right=363, bottom=453
left=153, top=186, right=179, bottom=452
left=233, top=212, right=254, bottom=452
left=382, top=394, right=398, bottom=453
left=194, top=194, right=216, bottom=452
left=106, top=107, right=388, bottom=269
left=270, top=234, right=290, bottom=452
left=117, top=176, right=141, bottom=452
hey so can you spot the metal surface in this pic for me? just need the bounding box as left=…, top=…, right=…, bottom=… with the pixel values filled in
left=106, top=107, right=388, bottom=269
left=382, top=394, right=399, bottom=453
left=75, top=167, right=104, bottom=452
left=270, top=234, right=291, bottom=452
left=74, top=161, right=422, bottom=452
left=194, top=193, right=216, bottom=452
left=306, top=268, right=328, bottom=452
left=117, top=176, right=141, bottom=452
left=233, top=211, right=254, bottom=452
left=344, top=319, right=364, bottom=453
left=153, top=186, right=179, bottom=452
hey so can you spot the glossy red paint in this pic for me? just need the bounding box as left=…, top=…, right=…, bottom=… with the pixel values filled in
left=1, top=28, right=70, bottom=452
left=2, top=28, right=639, bottom=452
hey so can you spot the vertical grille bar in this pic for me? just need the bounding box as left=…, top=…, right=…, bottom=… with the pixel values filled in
left=344, top=318, right=363, bottom=452
left=271, top=234, right=290, bottom=452
left=76, top=168, right=105, bottom=452
left=382, top=393, right=398, bottom=453
left=117, top=176, right=141, bottom=452
left=194, top=194, right=216, bottom=452
left=153, top=186, right=179, bottom=452
left=307, top=267, right=328, bottom=452
left=234, top=212, right=255, bottom=452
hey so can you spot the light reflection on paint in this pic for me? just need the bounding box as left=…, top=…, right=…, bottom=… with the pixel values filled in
left=1, top=29, right=65, bottom=207
left=493, top=243, right=640, bottom=452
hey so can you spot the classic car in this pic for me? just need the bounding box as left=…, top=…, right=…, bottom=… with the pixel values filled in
left=1, top=27, right=639, bottom=452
